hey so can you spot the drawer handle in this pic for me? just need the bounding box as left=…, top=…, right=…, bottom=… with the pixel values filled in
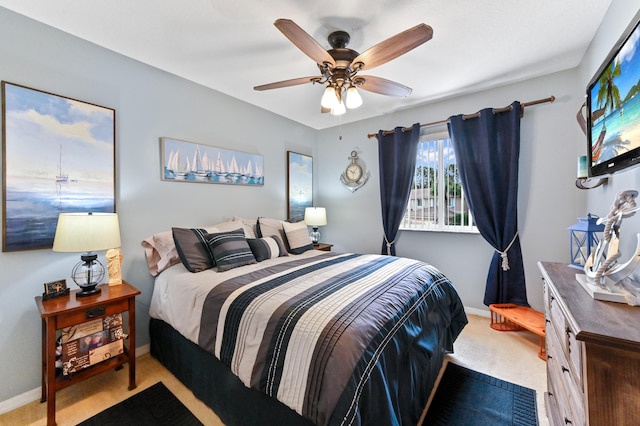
left=564, top=417, right=572, bottom=424
left=545, top=318, right=551, bottom=324
left=565, top=326, right=572, bottom=336
left=86, top=307, right=106, bottom=318
left=561, top=366, right=570, bottom=374
left=547, top=354, right=553, bottom=360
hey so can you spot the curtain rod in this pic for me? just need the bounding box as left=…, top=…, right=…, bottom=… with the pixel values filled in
left=366, top=95, right=555, bottom=139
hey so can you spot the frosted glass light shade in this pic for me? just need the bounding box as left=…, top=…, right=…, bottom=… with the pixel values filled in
left=321, top=86, right=338, bottom=109
left=346, top=86, right=363, bottom=109
left=331, top=100, right=346, bottom=115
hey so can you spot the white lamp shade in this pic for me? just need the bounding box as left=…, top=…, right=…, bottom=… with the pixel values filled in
left=304, top=207, right=327, bottom=226
left=53, top=212, right=121, bottom=253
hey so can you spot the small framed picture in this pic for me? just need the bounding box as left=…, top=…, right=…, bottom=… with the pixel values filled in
left=43, top=279, right=69, bottom=300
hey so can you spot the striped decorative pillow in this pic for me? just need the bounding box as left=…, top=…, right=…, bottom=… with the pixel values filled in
left=205, top=229, right=256, bottom=272
left=282, top=221, right=314, bottom=254
left=247, top=236, right=288, bottom=262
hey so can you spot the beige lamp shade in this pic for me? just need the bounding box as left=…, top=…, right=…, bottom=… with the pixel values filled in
left=53, top=212, right=121, bottom=253
left=304, top=207, right=327, bottom=227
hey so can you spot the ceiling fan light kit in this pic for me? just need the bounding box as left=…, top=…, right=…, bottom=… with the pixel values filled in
left=331, top=100, right=346, bottom=116
left=254, top=19, right=433, bottom=116
left=320, top=86, right=337, bottom=108
left=346, top=85, right=363, bottom=109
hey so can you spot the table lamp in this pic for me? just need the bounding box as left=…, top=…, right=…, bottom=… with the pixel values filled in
left=53, top=212, right=121, bottom=297
left=304, top=207, right=327, bottom=245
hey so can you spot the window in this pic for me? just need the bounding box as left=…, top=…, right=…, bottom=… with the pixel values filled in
left=400, top=127, right=478, bottom=233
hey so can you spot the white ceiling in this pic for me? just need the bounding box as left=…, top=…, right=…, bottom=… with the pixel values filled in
left=0, top=0, right=612, bottom=130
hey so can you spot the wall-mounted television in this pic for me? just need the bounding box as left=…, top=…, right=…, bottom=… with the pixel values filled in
left=587, top=10, right=640, bottom=177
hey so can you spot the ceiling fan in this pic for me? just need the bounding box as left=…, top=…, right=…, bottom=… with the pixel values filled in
left=254, top=19, right=433, bottom=115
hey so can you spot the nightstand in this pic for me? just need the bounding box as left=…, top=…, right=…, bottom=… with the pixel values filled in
left=35, top=281, right=140, bottom=426
left=313, top=243, right=333, bottom=252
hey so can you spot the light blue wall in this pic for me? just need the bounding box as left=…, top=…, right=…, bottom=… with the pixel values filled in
left=0, top=8, right=316, bottom=403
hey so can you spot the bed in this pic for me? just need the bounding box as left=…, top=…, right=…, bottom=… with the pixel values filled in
left=144, top=218, right=467, bottom=426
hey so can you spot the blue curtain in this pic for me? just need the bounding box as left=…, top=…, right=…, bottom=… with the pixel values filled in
left=448, top=102, right=528, bottom=306
left=378, top=123, right=420, bottom=255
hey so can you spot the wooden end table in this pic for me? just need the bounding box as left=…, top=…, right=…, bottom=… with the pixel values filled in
left=313, top=243, right=333, bottom=252
left=35, top=281, right=140, bottom=426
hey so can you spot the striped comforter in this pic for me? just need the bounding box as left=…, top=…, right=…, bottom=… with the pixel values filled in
left=150, top=251, right=467, bottom=425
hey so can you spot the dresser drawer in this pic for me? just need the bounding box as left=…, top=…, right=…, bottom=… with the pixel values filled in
left=547, top=288, right=565, bottom=343
left=547, top=285, right=583, bottom=388
left=547, top=324, right=584, bottom=426
left=546, top=378, right=576, bottom=426
left=566, top=322, right=583, bottom=389
left=55, top=299, right=129, bottom=329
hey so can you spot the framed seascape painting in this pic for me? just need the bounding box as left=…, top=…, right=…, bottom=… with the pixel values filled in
left=1, top=82, right=115, bottom=252
left=287, top=151, right=313, bottom=221
left=160, top=137, right=264, bottom=186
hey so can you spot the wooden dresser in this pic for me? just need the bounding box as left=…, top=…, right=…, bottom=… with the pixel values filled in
left=538, top=261, right=640, bottom=426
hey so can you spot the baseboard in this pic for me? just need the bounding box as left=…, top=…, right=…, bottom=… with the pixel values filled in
left=0, top=388, right=42, bottom=416
left=464, top=306, right=490, bottom=318
left=0, top=344, right=150, bottom=415
left=136, top=343, right=150, bottom=357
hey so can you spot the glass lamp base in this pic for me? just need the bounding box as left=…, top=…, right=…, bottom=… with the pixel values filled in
left=76, top=285, right=101, bottom=297
left=310, top=228, right=321, bottom=245
left=72, top=253, right=105, bottom=297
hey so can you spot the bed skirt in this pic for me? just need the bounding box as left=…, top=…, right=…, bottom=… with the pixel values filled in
left=150, top=318, right=314, bottom=426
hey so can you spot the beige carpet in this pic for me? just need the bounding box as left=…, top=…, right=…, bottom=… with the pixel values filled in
left=0, top=314, right=548, bottom=426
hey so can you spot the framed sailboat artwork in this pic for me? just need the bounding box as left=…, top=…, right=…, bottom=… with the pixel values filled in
left=160, top=137, right=264, bottom=186
left=1, top=81, right=115, bottom=252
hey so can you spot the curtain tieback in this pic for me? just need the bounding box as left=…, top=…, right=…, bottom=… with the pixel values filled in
left=384, top=234, right=395, bottom=256
left=496, top=232, right=519, bottom=271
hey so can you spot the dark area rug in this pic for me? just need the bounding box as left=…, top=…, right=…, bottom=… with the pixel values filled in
left=424, top=363, right=538, bottom=426
left=76, top=382, right=203, bottom=426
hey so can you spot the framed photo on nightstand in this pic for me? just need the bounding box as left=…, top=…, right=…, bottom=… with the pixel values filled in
left=43, top=279, right=69, bottom=300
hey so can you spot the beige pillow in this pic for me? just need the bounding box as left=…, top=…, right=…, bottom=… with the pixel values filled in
left=282, top=221, right=314, bottom=254
left=257, top=217, right=289, bottom=249
left=232, top=216, right=258, bottom=239
left=212, top=218, right=249, bottom=234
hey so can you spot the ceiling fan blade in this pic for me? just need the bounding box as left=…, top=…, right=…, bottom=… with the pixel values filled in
left=355, top=75, right=412, bottom=97
left=352, top=23, right=433, bottom=71
left=274, top=19, right=336, bottom=67
left=254, top=76, right=321, bottom=91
